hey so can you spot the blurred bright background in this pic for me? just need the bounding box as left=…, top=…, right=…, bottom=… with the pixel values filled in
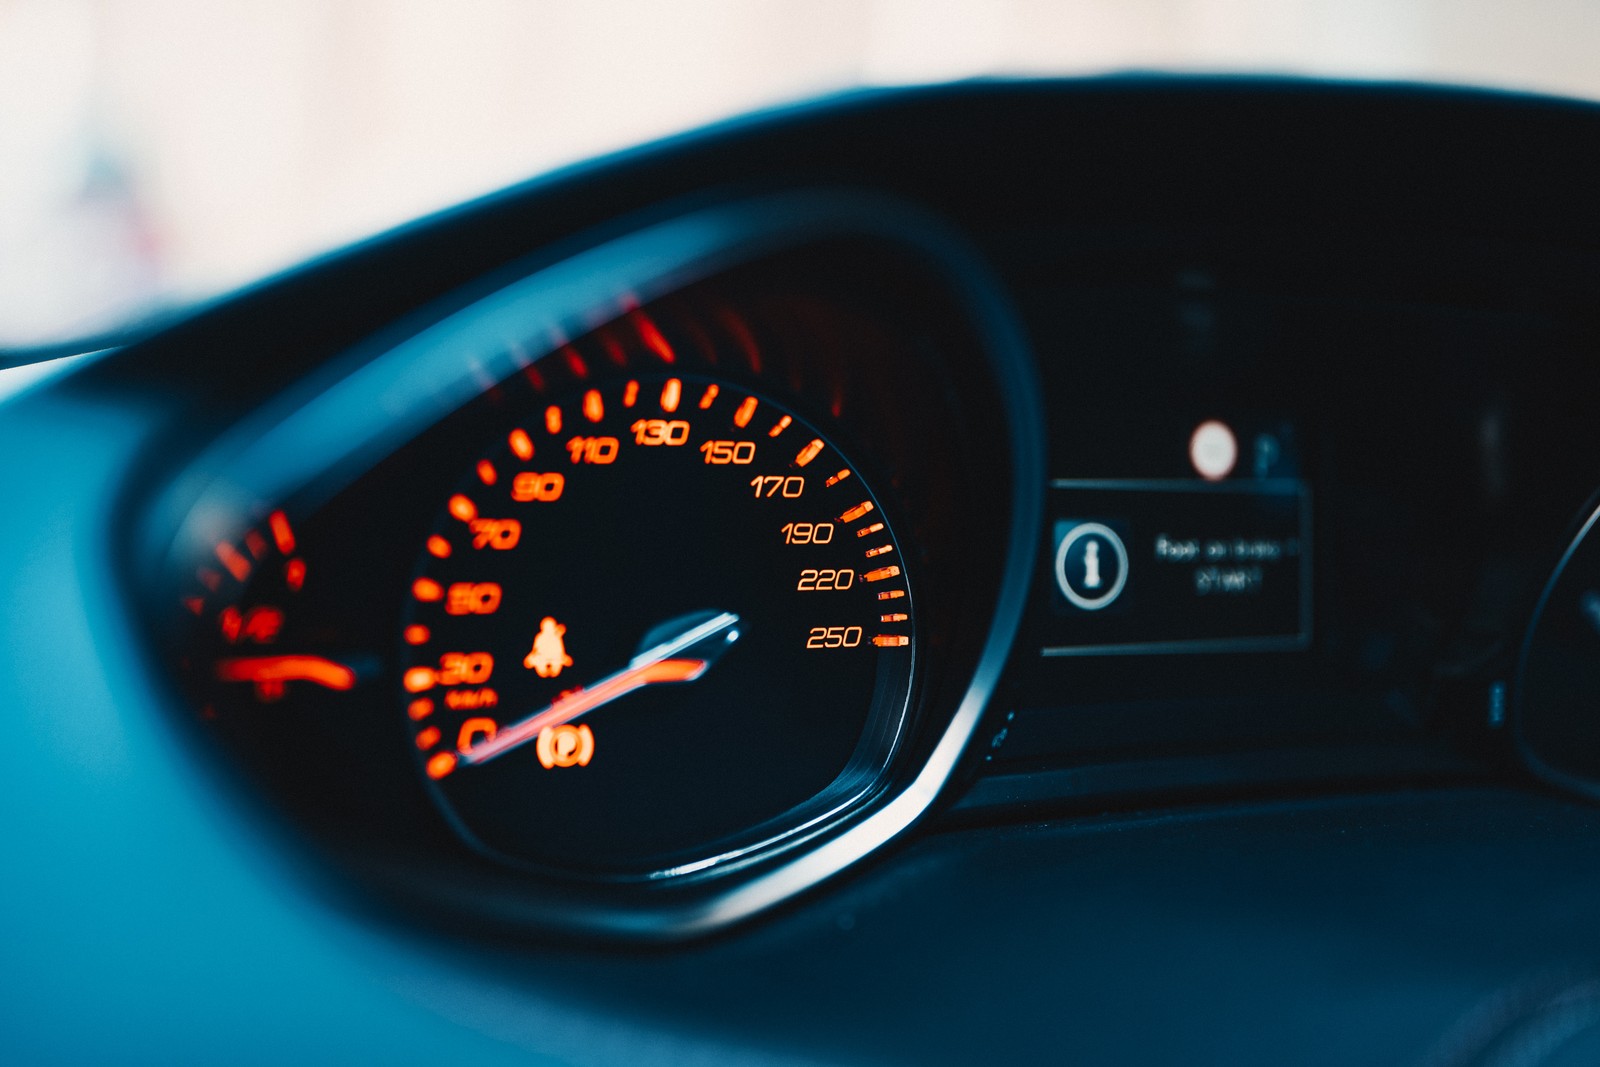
left=4, top=0, right=1600, bottom=349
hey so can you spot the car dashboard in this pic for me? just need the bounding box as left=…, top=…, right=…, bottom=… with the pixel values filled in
left=9, top=78, right=1600, bottom=1065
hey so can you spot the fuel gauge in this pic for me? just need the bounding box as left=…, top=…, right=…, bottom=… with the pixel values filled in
left=179, top=510, right=362, bottom=725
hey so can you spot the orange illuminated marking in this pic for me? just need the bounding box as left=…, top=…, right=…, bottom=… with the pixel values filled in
left=793, top=438, right=824, bottom=467
left=545, top=406, right=563, bottom=434
left=881, top=613, right=909, bottom=622
left=416, top=726, right=441, bottom=750
left=268, top=510, right=296, bottom=554
left=408, top=697, right=434, bottom=721
left=446, top=582, right=502, bottom=615
left=824, top=469, right=851, bottom=488
left=524, top=617, right=573, bottom=678
left=583, top=389, right=604, bottom=422
left=599, top=331, right=627, bottom=368
left=733, top=396, right=758, bottom=428
left=698, top=383, right=719, bottom=409
left=183, top=596, right=205, bottom=616
left=872, top=635, right=910, bottom=647
left=438, top=651, right=494, bottom=686
left=768, top=415, right=792, bottom=438
left=476, top=459, right=498, bottom=486
left=839, top=501, right=875, bottom=524
left=622, top=379, right=640, bottom=407
left=856, top=521, right=885, bottom=538
left=508, top=428, right=534, bottom=460
left=426, top=535, right=452, bottom=559
left=216, top=542, right=251, bottom=582
left=216, top=656, right=357, bottom=695
left=865, top=544, right=894, bottom=557
left=470, top=518, right=523, bottom=549
left=448, top=494, right=477, bottom=522
left=536, top=723, right=595, bottom=769
left=511, top=472, right=564, bottom=502
left=404, top=624, right=430, bottom=645
left=660, top=378, right=682, bottom=413
left=403, top=666, right=438, bottom=692
left=446, top=687, right=499, bottom=710
left=220, top=604, right=283, bottom=644
left=457, top=717, right=497, bottom=753
left=633, top=310, right=676, bottom=363
left=562, top=346, right=588, bottom=379
left=877, top=589, right=906, bottom=601
left=412, top=577, right=443, bottom=602
left=244, top=529, right=269, bottom=560
left=284, top=557, right=306, bottom=591
left=426, top=752, right=458, bottom=779
left=864, top=565, right=902, bottom=582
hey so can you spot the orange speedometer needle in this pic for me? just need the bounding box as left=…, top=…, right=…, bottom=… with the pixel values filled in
left=461, top=611, right=740, bottom=767
left=215, top=655, right=358, bottom=699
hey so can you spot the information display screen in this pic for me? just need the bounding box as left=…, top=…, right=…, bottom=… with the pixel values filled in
left=1043, top=480, right=1310, bottom=656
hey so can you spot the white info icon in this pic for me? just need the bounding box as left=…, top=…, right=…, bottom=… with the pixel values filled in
left=1055, top=522, right=1128, bottom=611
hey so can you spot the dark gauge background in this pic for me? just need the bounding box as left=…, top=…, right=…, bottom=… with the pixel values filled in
left=404, top=376, right=913, bottom=874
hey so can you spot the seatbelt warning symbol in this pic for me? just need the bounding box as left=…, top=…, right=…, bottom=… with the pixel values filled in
left=524, top=616, right=574, bottom=678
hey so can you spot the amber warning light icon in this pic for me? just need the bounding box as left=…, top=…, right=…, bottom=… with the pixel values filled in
left=525, top=616, right=573, bottom=678
left=460, top=611, right=739, bottom=769
left=537, top=724, right=595, bottom=768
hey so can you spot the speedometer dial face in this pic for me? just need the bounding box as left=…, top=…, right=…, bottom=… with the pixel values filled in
left=399, top=375, right=915, bottom=875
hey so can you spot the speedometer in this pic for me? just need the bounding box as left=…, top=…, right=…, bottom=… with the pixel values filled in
left=157, top=195, right=1037, bottom=935
left=399, top=374, right=915, bottom=876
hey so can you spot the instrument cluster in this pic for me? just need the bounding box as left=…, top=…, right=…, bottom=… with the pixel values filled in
left=153, top=199, right=1041, bottom=936
left=129, top=90, right=1600, bottom=945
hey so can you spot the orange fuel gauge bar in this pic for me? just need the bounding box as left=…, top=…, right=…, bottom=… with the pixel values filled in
left=216, top=655, right=357, bottom=698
